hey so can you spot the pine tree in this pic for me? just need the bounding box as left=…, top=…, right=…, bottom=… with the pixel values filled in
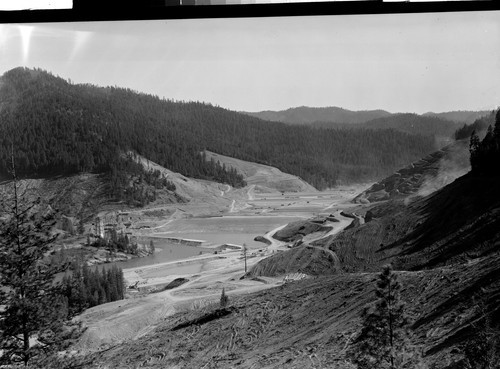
left=348, top=265, right=425, bottom=369
left=220, top=287, right=229, bottom=308
left=470, top=130, right=481, bottom=170
left=242, top=244, right=248, bottom=274
left=0, top=153, right=63, bottom=366
left=494, top=109, right=500, bottom=138
left=469, top=111, right=500, bottom=176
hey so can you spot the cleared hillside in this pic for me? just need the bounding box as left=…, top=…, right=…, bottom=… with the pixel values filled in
left=204, top=151, right=316, bottom=193
left=66, top=254, right=500, bottom=369
left=353, top=139, right=470, bottom=203
left=0, top=156, right=235, bottom=235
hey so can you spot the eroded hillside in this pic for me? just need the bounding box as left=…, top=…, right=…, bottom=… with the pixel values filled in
left=65, top=254, right=500, bottom=369
left=317, top=174, right=500, bottom=273
left=204, top=151, right=317, bottom=193
left=354, top=139, right=470, bottom=203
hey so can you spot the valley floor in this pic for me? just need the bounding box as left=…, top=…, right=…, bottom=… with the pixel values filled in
left=72, top=184, right=367, bottom=354
left=63, top=172, right=500, bottom=369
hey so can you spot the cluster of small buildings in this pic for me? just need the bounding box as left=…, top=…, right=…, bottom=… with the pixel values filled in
left=91, top=212, right=134, bottom=242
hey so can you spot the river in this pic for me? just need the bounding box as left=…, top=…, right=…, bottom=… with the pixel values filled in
left=97, top=215, right=302, bottom=272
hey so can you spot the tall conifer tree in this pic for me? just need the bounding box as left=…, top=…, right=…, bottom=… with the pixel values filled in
left=348, top=265, right=425, bottom=369
left=0, top=152, right=63, bottom=366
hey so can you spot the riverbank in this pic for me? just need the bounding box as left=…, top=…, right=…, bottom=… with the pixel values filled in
left=73, top=184, right=369, bottom=351
left=86, top=247, right=152, bottom=266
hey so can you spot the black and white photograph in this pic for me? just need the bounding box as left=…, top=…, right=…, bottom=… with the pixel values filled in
left=0, top=4, right=500, bottom=368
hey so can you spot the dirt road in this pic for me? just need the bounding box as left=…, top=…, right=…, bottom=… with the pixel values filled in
left=74, top=185, right=367, bottom=353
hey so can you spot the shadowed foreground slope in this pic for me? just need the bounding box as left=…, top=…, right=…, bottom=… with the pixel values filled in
left=73, top=254, right=500, bottom=368
left=316, top=174, right=500, bottom=273
left=57, top=172, right=500, bottom=369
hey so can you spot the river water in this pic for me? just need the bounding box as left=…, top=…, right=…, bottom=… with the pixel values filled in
left=99, top=215, right=302, bottom=271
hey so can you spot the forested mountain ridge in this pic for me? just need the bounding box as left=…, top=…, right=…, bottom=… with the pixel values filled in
left=0, top=68, right=245, bottom=189
left=362, top=113, right=461, bottom=139
left=423, top=109, right=491, bottom=124
left=454, top=110, right=496, bottom=140
left=305, top=114, right=464, bottom=145
left=0, top=67, right=437, bottom=189
left=247, top=106, right=492, bottom=145
left=244, top=106, right=392, bottom=124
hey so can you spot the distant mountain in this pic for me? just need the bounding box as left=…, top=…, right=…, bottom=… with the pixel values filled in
left=244, top=106, right=392, bottom=125
left=0, top=67, right=437, bottom=190
left=312, top=113, right=461, bottom=141
left=423, top=110, right=491, bottom=124
left=362, top=113, right=461, bottom=140
left=246, top=106, right=490, bottom=127
left=246, top=107, right=491, bottom=141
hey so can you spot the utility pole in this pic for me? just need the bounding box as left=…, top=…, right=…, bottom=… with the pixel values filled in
left=243, top=244, right=247, bottom=274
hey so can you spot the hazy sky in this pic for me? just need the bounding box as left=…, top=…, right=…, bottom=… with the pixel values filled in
left=1, top=11, right=499, bottom=113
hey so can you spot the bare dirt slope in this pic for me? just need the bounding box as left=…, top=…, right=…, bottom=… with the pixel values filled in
left=0, top=174, right=110, bottom=226
left=272, top=218, right=333, bottom=242
left=247, top=245, right=341, bottom=277
left=134, top=155, right=233, bottom=205
left=204, top=151, right=317, bottom=193
left=76, top=253, right=500, bottom=369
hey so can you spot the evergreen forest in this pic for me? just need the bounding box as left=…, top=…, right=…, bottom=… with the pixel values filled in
left=59, top=262, right=125, bottom=318
left=455, top=110, right=496, bottom=140
left=0, top=67, right=438, bottom=190
left=314, top=113, right=463, bottom=139
left=469, top=109, right=500, bottom=177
